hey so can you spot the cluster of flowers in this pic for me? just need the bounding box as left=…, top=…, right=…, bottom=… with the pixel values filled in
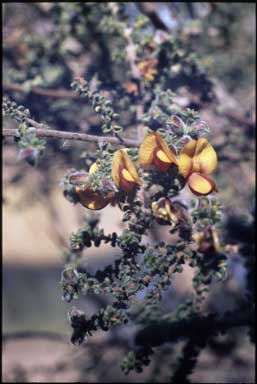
left=69, top=132, right=218, bottom=212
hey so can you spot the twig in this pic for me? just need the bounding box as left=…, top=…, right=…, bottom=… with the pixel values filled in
left=123, top=28, right=145, bottom=141
left=137, top=3, right=169, bottom=31
left=2, top=128, right=140, bottom=147
left=3, top=82, right=81, bottom=99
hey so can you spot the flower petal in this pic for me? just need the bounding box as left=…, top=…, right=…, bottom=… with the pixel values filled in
left=187, top=172, right=217, bottom=195
left=156, top=133, right=178, bottom=165
left=111, top=150, right=123, bottom=188
left=153, top=149, right=172, bottom=172
left=122, top=168, right=136, bottom=182
left=139, top=133, right=157, bottom=168
left=180, top=139, right=197, bottom=158
left=195, top=137, right=209, bottom=155
left=156, top=150, right=171, bottom=163
left=178, top=153, right=193, bottom=178
left=139, top=132, right=177, bottom=170
left=121, top=150, right=141, bottom=185
left=89, top=162, right=98, bottom=175
left=75, top=187, right=111, bottom=210
left=194, top=140, right=218, bottom=175
left=112, top=149, right=141, bottom=190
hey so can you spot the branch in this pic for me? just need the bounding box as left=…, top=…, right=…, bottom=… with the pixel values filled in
left=3, top=82, right=81, bottom=99
left=137, top=3, right=169, bottom=31
left=123, top=28, right=145, bottom=142
left=135, top=309, right=253, bottom=347
left=2, top=127, right=140, bottom=147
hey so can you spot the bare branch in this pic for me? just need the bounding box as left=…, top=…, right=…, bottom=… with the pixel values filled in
left=123, top=28, right=145, bottom=142
left=2, top=127, right=140, bottom=147
left=3, top=82, right=81, bottom=99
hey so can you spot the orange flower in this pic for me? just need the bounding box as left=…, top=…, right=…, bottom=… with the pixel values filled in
left=69, top=163, right=116, bottom=210
left=138, top=58, right=158, bottom=81
left=123, top=82, right=138, bottom=95
left=178, top=138, right=218, bottom=195
left=112, top=149, right=142, bottom=192
left=139, top=132, right=178, bottom=172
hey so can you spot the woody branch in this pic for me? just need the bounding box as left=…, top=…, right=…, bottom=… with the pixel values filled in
left=2, top=126, right=140, bottom=147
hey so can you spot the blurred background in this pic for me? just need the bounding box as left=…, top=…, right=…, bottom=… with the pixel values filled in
left=2, top=2, right=255, bottom=382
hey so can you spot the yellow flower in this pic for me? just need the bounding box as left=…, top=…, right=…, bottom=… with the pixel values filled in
left=151, top=198, right=178, bottom=225
left=138, top=58, right=158, bottom=81
left=88, top=162, right=99, bottom=175
left=111, top=149, right=142, bottom=192
left=151, top=197, right=189, bottom=228
left=193, top=226, right=221, bottom=254
left=69, top=163, right=115, bottom=210
left=139, top=132, right=178, bottom=172
left=178, top=137, right=218, bottom=195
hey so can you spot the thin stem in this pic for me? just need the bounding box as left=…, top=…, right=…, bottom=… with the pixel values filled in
left=2, top=127, right=140, bottom=147
left=3, top=82, right=80, bottom=99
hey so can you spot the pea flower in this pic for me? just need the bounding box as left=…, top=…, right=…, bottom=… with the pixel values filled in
left=139, top=132, right=178, bottom=172
left=138, top=58, right=158, bottom=81
left=112, top=149, right=142, bottom=192
left=69, top=163, right=116, bottom=210
left=151, top=197, right=189, bottom=228
left=178, top=137, right=218, bottom=195
left=193, top=226, right=221, bottom=254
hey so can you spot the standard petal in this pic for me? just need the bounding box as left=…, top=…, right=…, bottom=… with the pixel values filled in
left=111, top=150, right=123, bottom=188
left=121, top=150, right=141, bottom=185
left=187, top=172, right=217, bottom=195
left=195, top=137, right=209, bottom=155
left=112, top=149, right=141, bottom=191
left=180, top=139, right=197, bottom=158
left=139, top=133, right=157, bottom=168
left=194, top=141, right=218, bottom=175
left=157, top=134, right=178, bottom=165
left=178, top=153, right=193, bottom=178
